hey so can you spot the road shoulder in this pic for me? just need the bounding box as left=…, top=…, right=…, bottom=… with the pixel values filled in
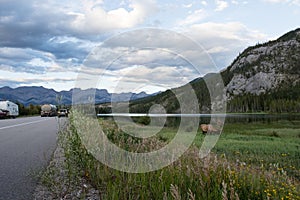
left=34, top=123, right=100, bottom=200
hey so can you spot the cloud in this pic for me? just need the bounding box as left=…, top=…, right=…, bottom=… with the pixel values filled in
left=263, top=0, right=300, bottom=5
left=201, top=1, right=208, bottom=6
left=183, top=3, right=193, bottom=8
left=186, top=22, right=266, bottom=45
left=0, top=0, right=158, bottom=50
left=82, top=46, right=198, bottom=76
left=116, top=65, right=197, bottom=87
left=292, top=0, right=300, bottom=5
left=41, top=36, right=98, bottom=60
left=0, top=47, right=62, bottom=74
left=178, top=9, right=208, bottom=26
left=120, top=49, right=189, bottom=67
left=0, top=77, right=75, bottom=84
left=0, top=68, right=78, bottom=90
left=0, top=0, right=159, bottom=83
left=0, top=20, right=268, bottom=92
left=82, top=29, right=217, bottom=75
left=68, top=0, right=158, bottom=34
left=0, top=73, right=76, bottom=89
left=0, top=0, right=72, bottom=47
left=183, top=22, right=267, bottom=68
left=215, top=0, right=229, bottom=11
left=75, top=28, right=221, bottom=92
left=0, top=45, right=83, bottom=76
left=264, top=0, right=287, bottom=3
left=89, top=63, right=199, bottom=93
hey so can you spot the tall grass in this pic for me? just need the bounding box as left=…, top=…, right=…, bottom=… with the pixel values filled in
left=65, top=113, right=300, bottom=199
left=213, top=121, right=300, bottom=181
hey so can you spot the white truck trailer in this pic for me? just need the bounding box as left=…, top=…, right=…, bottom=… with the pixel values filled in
left=41, top=104, right=57, bottom=117
left=0, top=100, right=19, bottom=118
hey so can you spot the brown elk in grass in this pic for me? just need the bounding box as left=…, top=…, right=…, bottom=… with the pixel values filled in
left=200, top=124, right=219, bottom=134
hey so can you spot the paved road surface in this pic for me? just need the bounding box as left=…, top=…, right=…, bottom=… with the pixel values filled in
left=0, top=116, right=66, bottom=200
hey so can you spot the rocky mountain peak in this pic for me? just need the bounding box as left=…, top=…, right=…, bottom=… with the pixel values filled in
left=226, top=28, right=300, bottom=96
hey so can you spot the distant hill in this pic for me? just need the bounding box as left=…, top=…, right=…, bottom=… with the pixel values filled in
left=130, top=28, right=300, bottom=113
left=0, top=86, right=151, bottom=106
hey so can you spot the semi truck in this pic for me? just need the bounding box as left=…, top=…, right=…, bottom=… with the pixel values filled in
left=0, top=100, right=19, bottom=118
left=41, top=104, right=57, bottom=117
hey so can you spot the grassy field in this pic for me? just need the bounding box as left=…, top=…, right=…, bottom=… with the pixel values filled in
left=158, top=120, right=300, bottom=180
left=214, top=121, right=300, bottom=179
left=65, top=114, right=300, bottom=199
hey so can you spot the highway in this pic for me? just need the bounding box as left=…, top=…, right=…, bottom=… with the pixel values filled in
left=0, top=116, right=66, bottom=200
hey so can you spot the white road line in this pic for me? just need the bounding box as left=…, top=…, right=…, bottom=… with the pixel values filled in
left=0, top=118, right=52, bottom=130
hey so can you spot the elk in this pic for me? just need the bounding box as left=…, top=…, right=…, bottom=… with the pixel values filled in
left=200, top=124, right=218, bottom=134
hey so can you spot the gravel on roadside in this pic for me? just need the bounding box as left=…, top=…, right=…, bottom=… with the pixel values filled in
left=34, top=123, right=100, bottom=200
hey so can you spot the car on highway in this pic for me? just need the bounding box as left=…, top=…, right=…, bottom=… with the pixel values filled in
left=58, top=109, right=68, bottom=118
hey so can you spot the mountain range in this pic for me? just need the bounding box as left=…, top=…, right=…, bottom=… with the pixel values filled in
left=0, top=86, right=151, bottom=106
left=130, top=28, right=300, bottom=113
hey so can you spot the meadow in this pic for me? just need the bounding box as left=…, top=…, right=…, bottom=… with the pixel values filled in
left=65, top=114, right=300, bottom=199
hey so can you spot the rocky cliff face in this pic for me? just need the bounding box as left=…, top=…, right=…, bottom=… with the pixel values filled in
left=225, top=28, right=300, bottom=96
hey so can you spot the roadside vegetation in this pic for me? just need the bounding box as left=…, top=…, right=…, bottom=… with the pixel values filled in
left=63, top=112, right=300, bottom=200
left=16, top=102, right=41, bottom=116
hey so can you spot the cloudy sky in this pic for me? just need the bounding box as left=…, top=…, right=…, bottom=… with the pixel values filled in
left=0, top=0, right=299, bottom=93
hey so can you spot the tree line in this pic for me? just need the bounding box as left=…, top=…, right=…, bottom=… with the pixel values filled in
left=227, top=82, right=300, bottom=113
left=16, top=103, right=41, bottom=116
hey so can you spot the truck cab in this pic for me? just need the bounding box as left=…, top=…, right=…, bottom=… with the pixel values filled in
left=58, top=109, right=68, bottom=118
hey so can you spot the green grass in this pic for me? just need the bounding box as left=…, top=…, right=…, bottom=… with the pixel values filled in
left=214, top=121, right=300, bottom=179
left=159, top=120, right=300, bottom=181
left=65, top=113, right=300, bottom=199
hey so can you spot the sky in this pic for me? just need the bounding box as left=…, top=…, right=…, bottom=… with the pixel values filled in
left=0, top=0, right=299, bottom=94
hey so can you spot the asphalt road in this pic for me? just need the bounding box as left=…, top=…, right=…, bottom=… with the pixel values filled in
left=0, top=116, right=67, bottom=200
